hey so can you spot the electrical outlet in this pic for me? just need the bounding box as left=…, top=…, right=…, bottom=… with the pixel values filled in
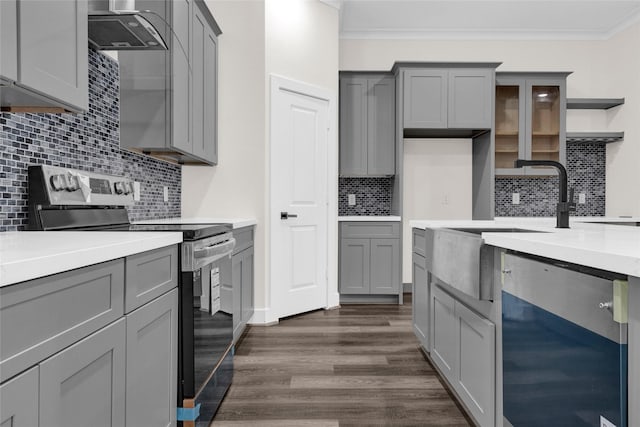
left=442, top=194, right=449, bottom=205
left=133, top=182, right=141, bottom=202
left=348, top=194, right=356, bottom=206
left=512, top=193, right=520, bottom=205
left=163, top=186, right=169, bottom=203
left=600, top=415, right=616, bottom=427
left=579, top=192, right=586, bottom=204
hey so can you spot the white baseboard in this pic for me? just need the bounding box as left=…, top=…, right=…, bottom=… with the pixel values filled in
left=248, top=307, right=278, bottom=325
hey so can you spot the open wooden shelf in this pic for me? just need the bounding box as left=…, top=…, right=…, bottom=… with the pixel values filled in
left=566, top=98, right=624, bottom=110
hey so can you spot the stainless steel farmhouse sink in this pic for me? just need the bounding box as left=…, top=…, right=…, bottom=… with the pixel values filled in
left=428, top=227, right=546, bottom=301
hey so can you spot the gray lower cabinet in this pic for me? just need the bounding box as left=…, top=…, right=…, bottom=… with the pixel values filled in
left=39, top=318, right=126, bottom=427
left=412, top=251, right=429, bottom=350
left=430, top=282, right=495, bottom=427
left=339, top=73, right=395, bottom=176
left=126, top=288, right=178, bottom=427
left=231, top=226, right=255, bottom=343
left=402, top=66, right=494, bottom=130
left=0, top=366, right=39, bottom=427
left=339, top=222, right=401, bottom=296
left=0, top=245, right=179, bottom=427
left=119, top=0, right=221, bottom=165
left=0, top=0, right=88, bottom=112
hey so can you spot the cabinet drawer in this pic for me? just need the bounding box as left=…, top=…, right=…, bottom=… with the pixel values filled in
left=412, top=228, right=426, bottom=257
left=125, top=245, right=178, bottom=313
left=0, top=259, right=125, bottom=383
left=233, top=226, right=254, bottom=255
left=341, top=222, right=400, bottom=238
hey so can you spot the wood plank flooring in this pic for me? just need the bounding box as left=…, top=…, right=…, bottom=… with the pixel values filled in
left=212, top=295, right=472, bottom=427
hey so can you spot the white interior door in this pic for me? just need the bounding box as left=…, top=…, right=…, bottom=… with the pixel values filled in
left=271, top=76, right=330, bottom=320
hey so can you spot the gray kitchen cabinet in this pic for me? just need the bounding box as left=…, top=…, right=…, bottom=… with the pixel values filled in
left=39, top=318, right=127, bottom=427
left=340, top=74, right=395, bottom=176
left=231, top=226, right=255, bottom=343
left=0, top=245, right=179, bottom=427
left=412, top=251, right=429, bottom=350
left=0, top=0, right=88, bottom=112
left=0, top=366, right=39, bottom=427
left=495, top=72, right=570, bottom=176
left=430, top=282, right=495, bottom=427
left=126, top=288, right=178, bottom=427
left=403, top=67, right=493, bottom=130
left=339, top=222, right=401, bottom=296
left=119, top=0, right=221, bottom=165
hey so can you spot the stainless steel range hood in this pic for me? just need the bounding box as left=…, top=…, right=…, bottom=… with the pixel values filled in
left=88, top=0, right=167, bottom=50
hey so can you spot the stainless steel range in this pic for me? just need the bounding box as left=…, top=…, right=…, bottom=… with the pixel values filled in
left=28, top=165, right=235, bottom=426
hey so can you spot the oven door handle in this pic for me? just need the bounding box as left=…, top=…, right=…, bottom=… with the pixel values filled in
left=194, top=238, right=236, bottom=261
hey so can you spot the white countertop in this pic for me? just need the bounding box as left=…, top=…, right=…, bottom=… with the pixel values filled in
left=0, top=231, right=183, bottom=288
left=134, top=217, right=257, bottom=229
left=409, top=217, right=640, bottom=277
left=339, top=216, right=402, bottom=222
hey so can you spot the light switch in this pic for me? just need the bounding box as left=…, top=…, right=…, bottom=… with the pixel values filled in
left=348, top=194, right=356, bottom=206
left=163, top=186, right=169, bottom=203
left=512, top=193, right=520, bottom=205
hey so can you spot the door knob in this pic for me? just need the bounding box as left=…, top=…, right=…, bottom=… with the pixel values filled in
left=280, top=212, right=298, bottom=220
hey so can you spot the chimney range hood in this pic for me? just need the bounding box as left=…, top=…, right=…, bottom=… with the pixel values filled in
left=88, top=0, right=167, bottom=50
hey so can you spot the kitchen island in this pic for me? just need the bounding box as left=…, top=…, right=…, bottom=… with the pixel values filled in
left=410, top=218, right=640, bottom=427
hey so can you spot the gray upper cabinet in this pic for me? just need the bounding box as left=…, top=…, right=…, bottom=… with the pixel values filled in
left=495, top=72, right=570, bottom=176
left=401, top=64, right=497, bottom=132
left=120, top=0, right=221, bottom=165
left=403, top=69, right=448, bottom=129
left=340, top=74, right=395, bottom=176
left=0, top=0, right=88, bottom=112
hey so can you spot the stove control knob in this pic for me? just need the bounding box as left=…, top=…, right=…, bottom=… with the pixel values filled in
left=125, top=182, right=134, bottom=195
left=50, top=174, right=66, bottom=191
left=65, top=175, right=79, bottom=192
left=114, top=182, right=125, bottom=195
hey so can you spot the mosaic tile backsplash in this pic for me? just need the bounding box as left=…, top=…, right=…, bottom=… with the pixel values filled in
left=0, top=49, right=181, bottom=231
left=339, top=177, right=393, bottom=216
left=496, top=143, right=605, bottom=217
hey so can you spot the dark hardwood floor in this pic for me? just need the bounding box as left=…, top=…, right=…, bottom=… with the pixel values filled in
left=212, top=295, right=472, bottom=427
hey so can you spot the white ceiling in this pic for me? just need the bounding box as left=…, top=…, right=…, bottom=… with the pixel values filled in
left=331, top=0, right=640, bottom=40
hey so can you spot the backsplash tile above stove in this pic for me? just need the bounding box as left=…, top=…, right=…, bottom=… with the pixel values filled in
left=0, top=48, right=181, bottom=232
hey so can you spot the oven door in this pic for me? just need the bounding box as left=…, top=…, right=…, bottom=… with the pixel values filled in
left=178, top=253, right=233, bottom=424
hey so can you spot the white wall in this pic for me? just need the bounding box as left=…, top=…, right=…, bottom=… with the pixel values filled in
left=182, top=0, right=339, bottom=323
left=182, top=0, right=267, bottom=309
left=402, top=139, right=472, bottom=282
left=264, top=0, right=340, bottom=320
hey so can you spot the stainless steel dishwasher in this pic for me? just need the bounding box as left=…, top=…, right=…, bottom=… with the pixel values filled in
left=501, top=252, right=628, bottom=427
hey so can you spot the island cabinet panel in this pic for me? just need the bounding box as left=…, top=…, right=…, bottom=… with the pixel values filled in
left=430, top=282, right=495, bottom=427
left=0, top=259, right=125, bottom=383
left=339, top=74, right=395, bottom=176
left=230, top=226, right=255, bottom=343
left=403, top=67, right=494, bottom=130
left=39, top=318, right=126, bottom=427
left=126, top=288, right=178, bottom=427
left=412, top=251, right=429, bottom=350
left=0, top=366, right=39, bottom=427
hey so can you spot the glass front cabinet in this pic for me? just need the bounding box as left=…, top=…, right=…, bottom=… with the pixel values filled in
left=495, top=72, right=570, bottom=176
